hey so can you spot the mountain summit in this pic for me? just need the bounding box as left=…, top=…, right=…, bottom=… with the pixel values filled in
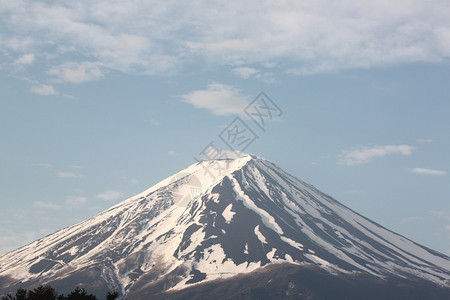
left=1, top=155, right=449, bottom=299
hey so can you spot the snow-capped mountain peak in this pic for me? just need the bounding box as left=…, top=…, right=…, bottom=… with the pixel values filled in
left=0, top=155, right=449, bottom=298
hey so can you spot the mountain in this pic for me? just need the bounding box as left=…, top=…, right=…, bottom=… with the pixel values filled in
left=1, top=155, right=449, bottom=299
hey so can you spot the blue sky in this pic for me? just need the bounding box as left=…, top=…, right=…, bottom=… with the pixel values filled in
left=1, top=0, right=449, bottom=255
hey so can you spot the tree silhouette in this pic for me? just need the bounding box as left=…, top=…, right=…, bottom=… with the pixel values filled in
left=27, top=285, right=57, bottom=300
left=1, top=286, right=118, bottom=300
left=11, top=288, right=27, bottom=300
left=105, top=292, right=118, bottom=300
left=65, top=287, right=97, bottom=300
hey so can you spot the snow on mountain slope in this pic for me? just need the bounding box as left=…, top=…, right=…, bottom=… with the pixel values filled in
left=0, top=154, right=449, bottom=297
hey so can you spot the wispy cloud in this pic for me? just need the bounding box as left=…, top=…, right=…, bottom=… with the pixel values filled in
left=66, top=196, right=88, bottom=208
left=33, top=201, right=60, bottom=210
left=48, top=61, right=104, bottom=84
left=2, top=1, right=450, bottom=85
left=232, top=67, right=259, bottom=79
left=30, top=84, right=58, bottom=96
left=14, top=53, right=35, bottom=66
left=416, top=139, right=433, bottom=143
left=400, top=216, right=423, bottom=223
left=232, top=67, right=276, bottom=83
left=262, top=62, right=277, bottom=68
left=58, top=171, right=85, bottom=179
left=430, top=210, right=450, bottom=221
left=129, top=178, right=139, bottom=185
left=96, top=190, right=123, bottom=202
left=150, top=119, right=160, bottom=126
left=180, top=83, right=248, bottom=116
left=339, top=145, right=414, bottom=166
left=32, top=163, right=53, bottom=168
left=410, top=168, right=447, bottom=176
left=187, top=39, right=256, bottom=54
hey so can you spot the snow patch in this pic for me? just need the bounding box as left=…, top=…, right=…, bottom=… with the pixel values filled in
left=171, top=243, right=261, bottom=290
left=267, top=248, right=277, bottom=260
left=305, top=253, right=330, bottom=267
left=222, top=204, right=235, bottom=224
left=285, top=254, right=294, bottom=263
left=180, top=227, right=205, bottom=256
left=280, top=236, right=303, bottom=250
left=254, top=225, right=267, bottom=244
left=230, top=176, right=284, bottom=234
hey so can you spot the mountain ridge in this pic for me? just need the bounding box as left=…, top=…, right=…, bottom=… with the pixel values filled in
left=1, top=154, right=449, bottom=298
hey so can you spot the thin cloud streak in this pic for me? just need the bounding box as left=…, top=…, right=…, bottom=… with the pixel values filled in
left=416, top=139, right=433, bottom=143
left=339, top=145, right=414, bottom=166
left=232, top=67, right=276, bottom=83
left=58, top=171, right=85, bottom=179
left=32, top=163, right=53, bottom=168
left=30, top=84, right=57, bottom=96
left=33, top=201, right=61, bottom=210
left=65, top=196, right=88, bottom=208
left=400, top=216, right=423, bottom=223
left=410, top=168, right=447, bottom=175
left=430, top=210, right=450, bottom=221
left=96, top=190, right=123, bottom=202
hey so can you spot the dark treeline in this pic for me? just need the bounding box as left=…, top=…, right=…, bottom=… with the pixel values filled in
left=1, top=285, right=119, bottom=300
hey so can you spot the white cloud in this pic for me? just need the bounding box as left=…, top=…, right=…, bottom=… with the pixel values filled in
left=96, top=190, right=123, bottom=202
left=410, top=168, right=447, bottom=175
left=65, top=196, right=87, bottom=208
left=180, top=83, right=249, bottom=116
left=33, top=201, right=60, bottom=210
left=400, top=216, right=423, bottom=223
left=339, top=145, right=414, bottom=166
left=232, top=67, right=276, bottom=83
left=58, top=171, right=84, bottom=178
left=2, top=1, right=449, bottom=82
left=30, top=84, right=57, bottom=96
left=187, top=39, right=256, bottom=53
left=48, top=61, right=104, bottom=84
left=262, top=62, right=277, bottom=68
left=14, top=53, right=35, bottom=66
left=232, top=67, right=260, bottom=79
